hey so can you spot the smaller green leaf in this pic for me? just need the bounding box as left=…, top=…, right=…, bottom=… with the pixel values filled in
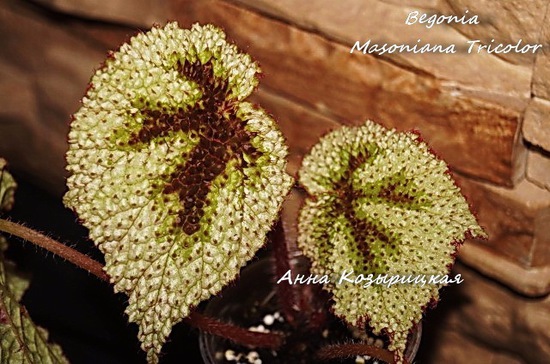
left=0, top=161, right=68, bottom=363
left=0, top=158, right=16, bottom=212
left=298, top=120, right=486, bottom=363
left=0, top=243, right=69, bottom=364
left=2, top=244, right=29, bottom=303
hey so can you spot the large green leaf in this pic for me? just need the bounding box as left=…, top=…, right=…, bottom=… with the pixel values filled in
left=297, top=120, right=485, bottom=363
left=63, top=23, right=293, bottom=362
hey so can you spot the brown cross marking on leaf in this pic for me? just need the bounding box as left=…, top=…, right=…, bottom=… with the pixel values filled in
left=330, top=153, right=428, bottom=273
left=128, top=60, right=261, bottom=235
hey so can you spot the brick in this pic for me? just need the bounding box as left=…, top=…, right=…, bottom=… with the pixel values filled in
left=437, top=264, right=550, bottom=362
left=424, top=329, right=524, bottom=364
left=439, top=0, right=548, bottom=67
left=523, top=97, right=550, bottom=152
left=532, top=7, right=550, bottom=101
left=533, top=207, right=550, bottom=267
left=31, top=0, right=170, bottom=27
left=526, top=149, right=550, bottom=191
left=459, top=242, right=550, bottom=297
left=456, top=176, right=550, bottom=269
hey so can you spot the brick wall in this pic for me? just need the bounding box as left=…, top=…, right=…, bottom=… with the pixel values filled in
left=1, top=0, right=549, bottom=362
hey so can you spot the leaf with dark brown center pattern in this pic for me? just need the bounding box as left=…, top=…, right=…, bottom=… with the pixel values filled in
left=298, top=121, right=486, bottom=363
left=64, top=23, right=293, bottom=362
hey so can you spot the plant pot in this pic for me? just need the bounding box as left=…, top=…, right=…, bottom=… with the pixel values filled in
left=199, top=258, right=421, bottom=363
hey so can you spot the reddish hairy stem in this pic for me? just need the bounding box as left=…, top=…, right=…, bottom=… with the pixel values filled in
left=272, top=219, right=299, bottom=326
left=0, top=218, right=285, bottom=349
left=184, top=311, right=285, bottom=349
left=0, top=218, right=109, bottom=282
left=317, top=343, right=396, bottom=363
left=275, top=189, right=330, bottom=331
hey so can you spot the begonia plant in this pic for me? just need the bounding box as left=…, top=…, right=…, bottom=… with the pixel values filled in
left=0, top=22, right=485, bottom=364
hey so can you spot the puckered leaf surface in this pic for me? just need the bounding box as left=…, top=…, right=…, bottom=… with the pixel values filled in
left=64, top=22, right=293, bottom=362
left=297, top=120, right=485, bottom=363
